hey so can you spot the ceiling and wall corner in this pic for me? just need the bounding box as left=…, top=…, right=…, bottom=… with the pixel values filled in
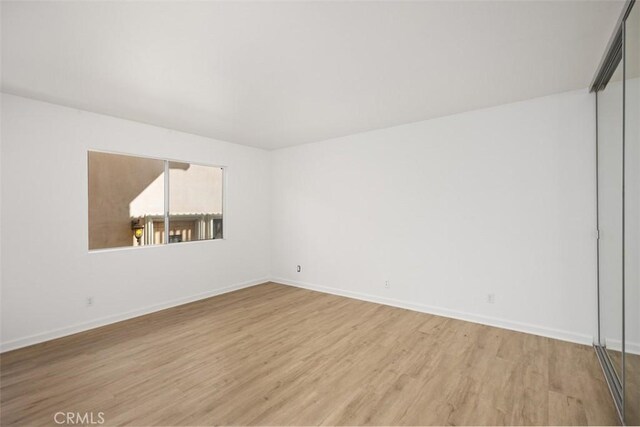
left=0, top=0, right=625, bottom=150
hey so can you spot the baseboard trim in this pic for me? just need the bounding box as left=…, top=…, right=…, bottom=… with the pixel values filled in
left=601, top=338, right=640, bottom=356
left=0, top=277, right=269, bottom=353
left=272, top=277, right=595, bottom=347
left=1, top=277, right=600, bottom=353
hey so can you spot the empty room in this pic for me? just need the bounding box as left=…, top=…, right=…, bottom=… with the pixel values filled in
left=0, top=0, right=638, bottom=426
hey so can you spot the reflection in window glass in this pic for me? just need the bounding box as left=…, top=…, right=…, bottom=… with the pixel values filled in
left=88, top=152, right=165, bottom=250
left=168, top=162, right=223, bottom=243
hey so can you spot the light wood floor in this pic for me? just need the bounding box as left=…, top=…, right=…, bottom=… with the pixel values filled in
left=1, top=283, right=619, bottom=426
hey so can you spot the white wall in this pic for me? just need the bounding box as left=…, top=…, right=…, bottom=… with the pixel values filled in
left=0, top=94, right=271, bottom=351
left=271, top=88, right=598, bottom=345
left=1, top=89, right=600, bottom=351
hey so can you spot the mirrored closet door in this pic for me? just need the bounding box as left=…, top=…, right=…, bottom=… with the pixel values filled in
left=624, top=3, right=639, bottom=424
left=594, top=1, right=639, bottom=424
left=597, top=53, right=624, bottom=384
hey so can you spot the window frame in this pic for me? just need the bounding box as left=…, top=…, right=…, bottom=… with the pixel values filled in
left=87, top=149, right=227, bottom=253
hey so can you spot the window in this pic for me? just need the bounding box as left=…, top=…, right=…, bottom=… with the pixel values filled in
left=88, top=151, right=224, bottom=250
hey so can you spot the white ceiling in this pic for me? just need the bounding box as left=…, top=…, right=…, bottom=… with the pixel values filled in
left=1, top=1, right=623, bottom=150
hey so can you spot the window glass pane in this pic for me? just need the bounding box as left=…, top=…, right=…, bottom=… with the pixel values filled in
left=168, top=161, right=223, bottom=243
left=88, top=151, right=166, bottom=249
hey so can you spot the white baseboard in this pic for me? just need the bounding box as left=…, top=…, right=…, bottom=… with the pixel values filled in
left=0, top=277, right=269, bottom=353
left=626, top=341, right=640, bottom=356
left=272, top=277, right=595, bottom=347
left=601, top=338, right=640, bottom=356
left=1, top=276, right=609, bottom=353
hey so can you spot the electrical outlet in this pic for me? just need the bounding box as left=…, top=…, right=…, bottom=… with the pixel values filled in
left=296, top=265, right=301, bottom=273
left=384, top=280, right=390, bottom=289
left=486, top=293, right=495, bottom=304
left=86, top=297, right=93, bottom=307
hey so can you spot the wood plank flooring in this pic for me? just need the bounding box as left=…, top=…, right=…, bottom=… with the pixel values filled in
left=0, top=282, right=619, bottom=426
